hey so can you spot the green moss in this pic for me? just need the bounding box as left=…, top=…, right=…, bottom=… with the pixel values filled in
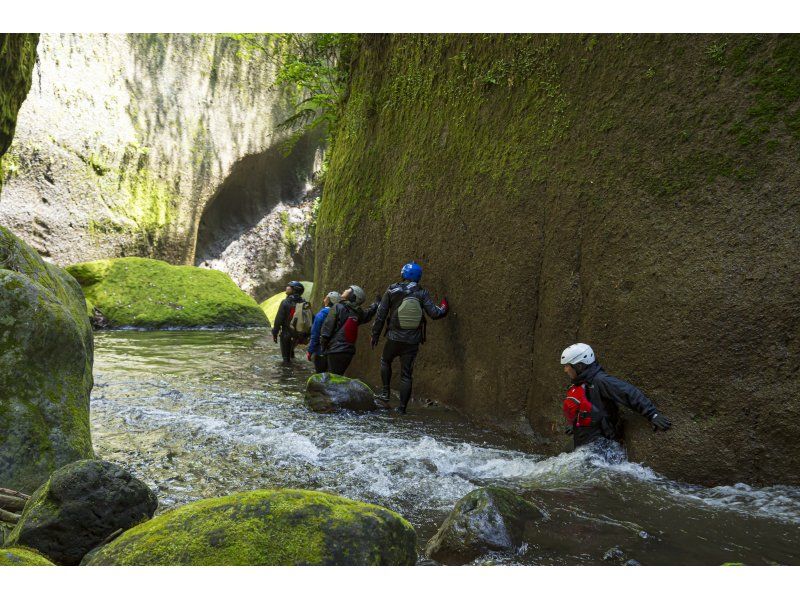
left=66, top=257, right=268, bottom=329
left=0, top=226, right=93, bottom=492
left=259, top=281, right=314, bottom=325
left=0, top=547, right=55, bottom=566
left=83, top=489, right=417, bottom=566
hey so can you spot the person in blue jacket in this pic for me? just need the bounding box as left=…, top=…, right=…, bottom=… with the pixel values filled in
left=306, top=291, right=341, bottom=373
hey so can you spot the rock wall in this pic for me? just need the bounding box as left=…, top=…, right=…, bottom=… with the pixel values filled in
left=0, top=34, right=322, bottom=290
left=0, top=34, right=38, bottom=183
left=314, top=34, right=800, bottom=486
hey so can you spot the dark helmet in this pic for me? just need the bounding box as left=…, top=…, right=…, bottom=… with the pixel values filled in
left=288, top=281, right=305, bottom=294
left=400, top=262, right=422, bottom=282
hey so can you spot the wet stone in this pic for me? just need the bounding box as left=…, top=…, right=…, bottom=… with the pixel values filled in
left=304, top=372, right=378, bottom=413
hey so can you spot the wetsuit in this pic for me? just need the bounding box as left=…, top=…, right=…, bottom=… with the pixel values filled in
left=271, top=293, right=305, bottom=363
left=570, top=362, right=658, bottom=448
left=308, top=305, right=331, bottom=373
left=371, top=281, right=447, bottom=411
left=320, top=300, right=379, bottom=375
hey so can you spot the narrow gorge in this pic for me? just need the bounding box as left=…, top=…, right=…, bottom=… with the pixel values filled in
left=2, top=32, right=800, bottom=567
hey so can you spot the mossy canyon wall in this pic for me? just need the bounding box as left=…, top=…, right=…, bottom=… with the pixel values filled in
left=315, top=34, right=800, bottom=486
left=0, top=34, right=321, bottom=297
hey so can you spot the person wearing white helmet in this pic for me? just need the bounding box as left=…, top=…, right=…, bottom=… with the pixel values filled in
left=560, top=342, right=672, bottom=448
left=320, top=284, right=380, bottom=375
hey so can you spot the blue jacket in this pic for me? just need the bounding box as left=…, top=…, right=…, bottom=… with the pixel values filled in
left=307, top=306, right=330, bottom=355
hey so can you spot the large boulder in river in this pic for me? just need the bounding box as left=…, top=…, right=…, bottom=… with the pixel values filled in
left=425, top=487, right=544, bottom=565
left=0, top=547, right=54, bottom=566
left=83, top=489, right=417, bottom=566
left=65, top=257, right=268, bottom=329
left=0, top=225, right=94, bottom=493
left=305, top=372, right=378, bottom=413
left=7, top=460, right=157, bottom=565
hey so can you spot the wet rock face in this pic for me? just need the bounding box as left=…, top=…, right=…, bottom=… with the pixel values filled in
left=0, top=226, right=94, bottom=493
left=194, top=135, right=322, bottom=301
left=82, top=489, right=417, bottom=566
left=7, top=460, right=157, bottom=566
left=425, top=487, right=544, bottom=565
left=66, top=257, right=268, bottom=329
left=305, top=373, right=379, bottom=413
left=315, top=34, right=800, bottom=485
left=0, top=34, right=323, bottom=268
left=0, top=34, right=38, bottom=166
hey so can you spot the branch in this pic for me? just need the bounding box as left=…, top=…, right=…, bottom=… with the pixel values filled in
left=0, top=508, right=20, bottom=525
left=0, top=488, right=31, bottom=500
left=0, top=494, right=26, bottom=512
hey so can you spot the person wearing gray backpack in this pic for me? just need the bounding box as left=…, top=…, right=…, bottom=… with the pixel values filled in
left=370, top=262, right=449, bottom=413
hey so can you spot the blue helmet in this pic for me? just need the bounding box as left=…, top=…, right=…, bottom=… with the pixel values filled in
left=400, top=262, right=422, bottom=282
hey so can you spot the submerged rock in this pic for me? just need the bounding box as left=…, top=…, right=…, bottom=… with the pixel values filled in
left=66, top=257, right=268, bottom=329
left=82, top=489, right=417, bottom=566
left=425, top=487, right=544, bottom=565
left=7, top=460, right=157, bottom=565
left=0, top=226, right=94, bottom=493
left=305, top=372, right=378, bottom=413
left=0, top=547, right=54, bottom=566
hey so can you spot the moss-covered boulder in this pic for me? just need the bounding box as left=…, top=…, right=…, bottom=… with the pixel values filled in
left=83, top=489, right=417, bottom=566
left=425, top=487, right=544, bottom=565
left=66, top=257, right=268, bottom=329
left=260, top=280, right=313, bottom=326
left=305, top=372, right=378, bottom=413
left=0, top=226, right=94, bottom=493
left=0, top=547, right=54, bottom=566
left=7, top=460, right=157, bottom=565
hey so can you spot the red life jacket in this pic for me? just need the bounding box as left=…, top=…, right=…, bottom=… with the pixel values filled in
left=563, top=383, right=594, bottom=427
left=342, top=316, right=359, bottom=344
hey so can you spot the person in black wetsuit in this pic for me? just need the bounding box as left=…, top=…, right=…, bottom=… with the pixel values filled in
left=371, top=261, right=449, bottom=414
left=320, top=284, right=379, bottom=375
left=560, top=342, right=672, bottom=448
left=271, top=281, right=306, bottom=364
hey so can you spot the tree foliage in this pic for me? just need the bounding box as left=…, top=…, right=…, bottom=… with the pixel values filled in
left=225, top=33, right=360, bottom=151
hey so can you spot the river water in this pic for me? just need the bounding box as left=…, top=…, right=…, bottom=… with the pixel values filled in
left=91, top=330, right=800, bottom=565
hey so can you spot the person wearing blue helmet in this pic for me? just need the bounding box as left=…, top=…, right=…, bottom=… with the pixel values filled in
left=371, top=261, right=449, bottom=413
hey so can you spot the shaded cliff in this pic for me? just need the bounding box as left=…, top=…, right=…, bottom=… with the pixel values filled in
left=0, top=34, right=322, bottom=292
left=0, top=34, right=38, bottom=184
left=314, top=34, right=800, bottom=486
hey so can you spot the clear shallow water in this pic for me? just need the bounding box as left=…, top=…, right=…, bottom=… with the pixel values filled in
left=91, top=330, right=800, bottom=565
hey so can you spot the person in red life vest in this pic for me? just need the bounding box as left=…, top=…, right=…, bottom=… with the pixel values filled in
left=271, top=281, right=307, bottom=365
left=320, top=285, right=379, bottom=375
left=561, top=343, right=672, bottom=448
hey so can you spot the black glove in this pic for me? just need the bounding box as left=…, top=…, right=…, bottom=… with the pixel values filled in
left=272, top=334, right=278, bottom=344
left=651, top=413, right=672, bottom=432
left=564, top=425, right=574, bottom=436
left=371, top=336, right=379, bottom=349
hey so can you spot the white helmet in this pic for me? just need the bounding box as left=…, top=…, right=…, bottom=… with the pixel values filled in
left=560, top=343, right=595, bottom=365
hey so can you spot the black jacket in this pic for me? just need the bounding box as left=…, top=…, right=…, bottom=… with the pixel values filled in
left=272, top=294, right=305, bottom=338
left=571, top=362, right=659, bottom=446
left=371, top=282, right=446, bottom=345
left=320, top=300, right=378, bottom=355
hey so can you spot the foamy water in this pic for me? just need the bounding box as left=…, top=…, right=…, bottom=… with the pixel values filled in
left=90, top=330, right=800, bottom=565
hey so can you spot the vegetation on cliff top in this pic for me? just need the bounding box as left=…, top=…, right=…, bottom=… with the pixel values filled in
left=67, top=257, right=268, bottom=329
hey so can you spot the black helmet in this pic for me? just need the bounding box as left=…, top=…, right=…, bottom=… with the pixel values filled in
left=288, top=281, right=305, bottom=294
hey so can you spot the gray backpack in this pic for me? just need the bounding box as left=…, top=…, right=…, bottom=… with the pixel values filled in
left=395, top=294, right=423, bottom=330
